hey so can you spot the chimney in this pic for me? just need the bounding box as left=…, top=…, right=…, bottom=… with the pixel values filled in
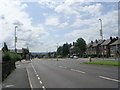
left=91, top=41, right=93, bottom=44
left=95, top=40, right=98, bottom=43
left=116, top=37, right=118, bottom=40
left=110, top=37, right=112, bottom=40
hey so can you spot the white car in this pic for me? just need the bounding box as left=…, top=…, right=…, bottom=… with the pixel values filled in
left=73, top=56, right=78, bottom=59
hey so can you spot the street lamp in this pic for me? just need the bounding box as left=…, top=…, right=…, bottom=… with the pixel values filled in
left=57, top=43, right=58, bottom=61
left=99, top=19, right=103, bottom=40
left=15, top=26, right=18, bottom=53
left=99, top=19, right=104, bottom=60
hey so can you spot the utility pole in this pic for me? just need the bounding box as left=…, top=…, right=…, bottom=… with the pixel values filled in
left=57, top=43, right=58, bottom=61
left=99, top=19, right=103, bottom=40
left=99, top=19, right=104, bottom=60
left=15, top=26, right=18, bottom=53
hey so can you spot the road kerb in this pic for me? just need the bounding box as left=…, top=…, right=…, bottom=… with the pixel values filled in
left=26, top=67, right=33, bottom=90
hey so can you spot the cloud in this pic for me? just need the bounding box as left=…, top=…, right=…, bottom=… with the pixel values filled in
left=65, top=10, right=118, bottom=44
left=45, top=16, right=60, bottom=26
left=0, top=0, right=48, bottom=51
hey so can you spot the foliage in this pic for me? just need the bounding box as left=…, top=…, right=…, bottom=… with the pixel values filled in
left=2, top=51, right=22, bottom=62
left=57, top=43, right=72, bottom=57
left=74, top=38, right=86, bottom=56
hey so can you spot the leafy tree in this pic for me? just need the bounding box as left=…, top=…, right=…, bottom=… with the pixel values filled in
left=57, top=46, right=63, bottom=56
left=74, top=38, right=86, bottom=56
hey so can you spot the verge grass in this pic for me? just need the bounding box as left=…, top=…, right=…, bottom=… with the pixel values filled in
left=84, top=61, right=120, bottom=66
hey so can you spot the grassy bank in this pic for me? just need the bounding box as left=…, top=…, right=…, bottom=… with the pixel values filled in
left=83, top=61, right=120, bottom=66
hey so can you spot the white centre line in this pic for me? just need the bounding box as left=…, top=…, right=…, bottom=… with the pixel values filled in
left=38, top=77, right=40, bottom=80
left=40, top=81, right=43, bottom=84
left=5, top=85, right=14, bottom=87
left=59, top=66, right=67, bottom=69
left=42, top=86, right=46, bottom=90
left=70, top=69, right=86, bottom=74
left=99, top=76, right=120, bottom=82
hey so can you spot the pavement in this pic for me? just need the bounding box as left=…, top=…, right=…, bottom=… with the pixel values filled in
left=2, top=60, right=31, bottom=89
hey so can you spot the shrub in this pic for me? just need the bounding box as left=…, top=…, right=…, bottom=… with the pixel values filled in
left=2, top=51, right=22, bottom=62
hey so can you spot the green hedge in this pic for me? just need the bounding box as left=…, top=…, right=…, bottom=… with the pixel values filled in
left=2, top=52, right=22, bottom=62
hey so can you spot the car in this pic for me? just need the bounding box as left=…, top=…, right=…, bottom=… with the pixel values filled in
left=73, top=56, right=78, bottom=59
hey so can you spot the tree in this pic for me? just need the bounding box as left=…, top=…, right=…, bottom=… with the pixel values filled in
left=2, top=42, right=8, bottom=52
left=74, top=38, right=86, bottom=56
left=57, top=46, right=62, bottom=56
left=62, top=43, right=70, bottom=57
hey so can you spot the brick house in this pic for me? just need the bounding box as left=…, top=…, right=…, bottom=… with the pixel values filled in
left=101, top=37, right=118, bottom=57
left=110, top=39, right=120, bottom=57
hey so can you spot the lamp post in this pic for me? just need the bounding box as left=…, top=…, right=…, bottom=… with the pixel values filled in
left=57, top=43, right=58, bottom=61
left=99, top=19, right=104, bottom=60
left=99, top=19, right=103, bottom=40
left=15, top=26, right=18, bottom=53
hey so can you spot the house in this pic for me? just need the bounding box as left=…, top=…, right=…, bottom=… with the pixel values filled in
left=101, top=37, right=118, bottom=57
left=86, top=39, right=105, bottom=57
left=110, top=39, right=120, bottom=57
left=86, top=41, right=93, bottom=55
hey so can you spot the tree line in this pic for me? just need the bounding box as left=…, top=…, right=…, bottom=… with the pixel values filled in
left=57, top=38, right=86, bottom=58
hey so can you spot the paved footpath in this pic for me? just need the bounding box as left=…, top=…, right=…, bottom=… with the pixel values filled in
left=2, top=60, right=31, bottom=89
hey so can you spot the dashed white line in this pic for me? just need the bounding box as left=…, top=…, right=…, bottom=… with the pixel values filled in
left=40, top=81, right=43, bottom=84
left=38, top=77, right=40, bottom=80
left=5, top=85, right=14, bottom=87
left=31, top=63, right=38, bottom=75
left=99, top=76, right=120, bottom=82
left=70, top=69, right=86, bottom=74
left=59, top=66, right=67, bottom=69
left=42, top=86, right=46, bottom=90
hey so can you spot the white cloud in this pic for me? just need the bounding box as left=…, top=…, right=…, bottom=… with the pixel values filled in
left=45, top=16, right=60, bottom=26
left=65, top=10, right=118, bottom=44
left=58, top=22, right=69, bottom=28
left=0, top=0, right=48, bottom=52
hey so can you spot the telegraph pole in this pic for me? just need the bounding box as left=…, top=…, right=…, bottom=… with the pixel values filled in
left=99, top=19, right=103, bottom=40
left=57, top=43, right=58, bottom=61
left=99, top=19, right=104, bottom=60
left=15, top=26, right=18, bottom=53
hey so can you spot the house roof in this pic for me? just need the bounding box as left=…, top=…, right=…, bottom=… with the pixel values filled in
left=92, top=40, right=104, bottom=47
left=110, top=39, right=120, bottom=46
left=101, top=39, right=111, bottom=46
left=87, top=43, right=92, bottom=48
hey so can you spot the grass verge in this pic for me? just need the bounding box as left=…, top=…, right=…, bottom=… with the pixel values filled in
left=83, top=61, right=120, bottom=66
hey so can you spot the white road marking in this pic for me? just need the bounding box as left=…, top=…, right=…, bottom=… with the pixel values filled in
left=31, top=63, right=38, bottom=75
left=42, top=86, right=46, bottom=90
left=70, top=69, right=86, bottom=74
left=40, top=81, right=43, bottom=84
left=59, top=66, right=67, bottom=69
left=5, top=85, right=14, bottom=87
left=31, top=63, right=46, bottom=89
left=26, top=68, right=33, bottom=89
left=38, top=77, right=40, bottom=80
left=99, top=76, right=120, bottom=82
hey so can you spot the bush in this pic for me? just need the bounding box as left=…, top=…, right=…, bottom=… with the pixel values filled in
left=2, top=51, right=22, bottom=62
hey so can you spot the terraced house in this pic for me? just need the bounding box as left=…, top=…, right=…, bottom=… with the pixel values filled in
left=86, top=37, right=119, bottom=58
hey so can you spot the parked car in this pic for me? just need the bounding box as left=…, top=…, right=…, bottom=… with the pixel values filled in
left=73, top=56, right=78, bottom=59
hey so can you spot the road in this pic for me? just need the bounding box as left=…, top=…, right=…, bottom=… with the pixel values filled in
left=26, top=58, right=119, bottom=89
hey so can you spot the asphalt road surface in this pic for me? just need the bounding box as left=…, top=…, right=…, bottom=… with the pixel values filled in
left=26, top=58, right=119, bottom=89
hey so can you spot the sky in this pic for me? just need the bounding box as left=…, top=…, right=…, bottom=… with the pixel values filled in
left=0, top=0, right=119, bottom=52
